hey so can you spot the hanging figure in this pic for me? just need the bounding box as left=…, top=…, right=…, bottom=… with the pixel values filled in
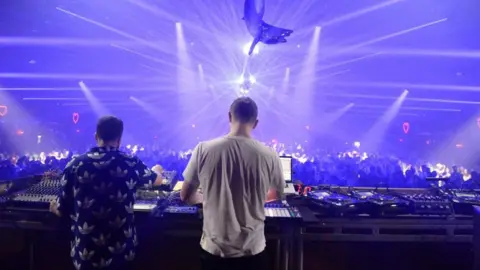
left=243, top=0, right=293, bottom=56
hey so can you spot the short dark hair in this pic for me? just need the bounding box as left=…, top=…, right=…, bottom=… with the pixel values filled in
left=229, top=97, right=258, bottom=123
left=96, top=116, right=124, bottom=142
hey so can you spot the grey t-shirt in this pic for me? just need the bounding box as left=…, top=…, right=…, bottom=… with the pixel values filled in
left=183, top=135, right=284, bottom=258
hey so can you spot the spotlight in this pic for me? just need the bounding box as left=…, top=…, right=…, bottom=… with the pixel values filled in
left=243, top=43, right=259, bottom=55
left=237, top=75, right=245, bottom=84
left=239, top=89, right=249, bottom=96
left=238, top=74, right=256, bottom=92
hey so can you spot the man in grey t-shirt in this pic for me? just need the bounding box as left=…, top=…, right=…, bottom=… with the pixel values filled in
left=181, top=97, right=285, bottom=270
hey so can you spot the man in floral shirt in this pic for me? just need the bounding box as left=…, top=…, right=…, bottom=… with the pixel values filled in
left=51, top=116, right=163, bottom=270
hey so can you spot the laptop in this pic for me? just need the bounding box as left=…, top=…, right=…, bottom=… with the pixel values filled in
left=280, top=156, right=296, bottom=194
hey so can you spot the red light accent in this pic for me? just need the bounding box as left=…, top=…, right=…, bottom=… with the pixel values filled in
left=76, top=129, right=80, bottom=133
left=426, top=140, right=431, bottom=145
left=456, top=143, right=464, bottom=149
left=477, top=117, right=480, bottom=129
left=0, top=105, right=7, bottom=116
left=399, top=138, right=404, bottom=142
left=402, top=122, right=410, bottom=134
left=303, top=186, right=312, bottom=196
left=191, top=124, right=196, bottom=128
left=305, top=125, right=310, bottom=130
left=16, top=130, right=24, bottom=135
left=72, top=112, right=80, bottom=124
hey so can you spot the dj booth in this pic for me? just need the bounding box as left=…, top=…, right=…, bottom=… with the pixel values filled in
left=0, top=199, right=302, bottom=270
left=0, top=157, right=477, bottom=270
left=0, top=195, right=474, bottom=270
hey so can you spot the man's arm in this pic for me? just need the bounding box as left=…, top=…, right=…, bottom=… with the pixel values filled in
left=133, top=157, right=163, bottom=188
left=50, top=164, right=74, bottom=217
left=267, top=155, right=285, bottom=202
left=181, top=144, right=202, bottom=204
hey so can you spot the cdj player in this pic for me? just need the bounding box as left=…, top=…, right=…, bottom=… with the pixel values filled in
left=134, top=190, right=165, bottom=212
left=348, top=189, right=410, bottom=217
left=448, top=190, right=480, bottom=215
left=307, top=189, right=363, bottom=216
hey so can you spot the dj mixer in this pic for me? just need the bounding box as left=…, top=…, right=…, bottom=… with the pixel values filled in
left=394, top=191, right=453, bottom=216
left=9, top=178, right=62, bottom=210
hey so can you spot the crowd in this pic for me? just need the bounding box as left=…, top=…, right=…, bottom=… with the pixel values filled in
left=1, top=143, right=478, bottom=189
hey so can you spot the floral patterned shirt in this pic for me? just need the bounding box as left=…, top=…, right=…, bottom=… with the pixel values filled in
left=56, top=146, right=157, bottom=270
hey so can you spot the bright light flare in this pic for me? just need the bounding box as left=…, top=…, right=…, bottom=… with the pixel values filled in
left=237, top=74, right=256, bottom=84
left=237, top=75, right=245, bottom=84
left=249, top=75, right=256, bottom=84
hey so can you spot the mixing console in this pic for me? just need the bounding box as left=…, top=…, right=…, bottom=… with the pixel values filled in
left=9, top=179, right=62, bottom=209
left=395, top=192, right=453, bottom=216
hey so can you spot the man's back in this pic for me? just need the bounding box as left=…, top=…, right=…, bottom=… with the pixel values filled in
left=57, top=147, right=156, bottom=270
left=187, top=136, right=284, bottom=258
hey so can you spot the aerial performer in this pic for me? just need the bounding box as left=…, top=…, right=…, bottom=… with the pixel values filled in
left=243, top=0, right=294, bottom=56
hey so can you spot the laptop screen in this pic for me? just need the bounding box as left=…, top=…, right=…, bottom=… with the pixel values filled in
left=279, top=156, right=292, bottom=182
